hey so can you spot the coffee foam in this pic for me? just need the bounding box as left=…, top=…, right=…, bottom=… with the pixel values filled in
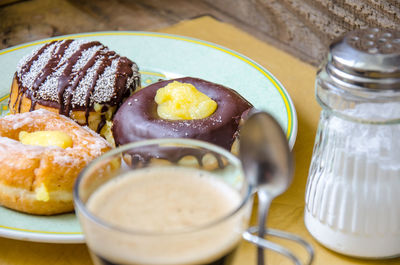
left=82, top=167, right=250, bottom=265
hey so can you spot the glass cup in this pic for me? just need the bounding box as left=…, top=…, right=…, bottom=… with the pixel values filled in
left=74, top=138, right=313, bottom=265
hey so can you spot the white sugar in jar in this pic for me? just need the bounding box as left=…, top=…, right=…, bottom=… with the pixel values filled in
left=305, top=28, right=400, bottom=258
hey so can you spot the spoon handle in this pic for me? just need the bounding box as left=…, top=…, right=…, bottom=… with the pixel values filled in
left=257, top=191, right=272, bottom=265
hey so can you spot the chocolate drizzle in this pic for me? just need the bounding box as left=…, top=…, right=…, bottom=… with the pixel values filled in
left=84, top=53, right=114, bottom=124
left=19, top=43, right=52, bottom=77
left=13, top=43, right=53, bottom=113
left=57, top=41, right=102, bottom=116
left=12, top=39, right=140, bottom=132
left=30, top=40, right=74, bottom=111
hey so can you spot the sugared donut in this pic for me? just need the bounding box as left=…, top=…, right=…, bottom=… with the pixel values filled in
left=0, top=109, right=111, bottom=215
left=112, top=77, right=253, bottom=154
left=8, top=39, right=140, bottom=142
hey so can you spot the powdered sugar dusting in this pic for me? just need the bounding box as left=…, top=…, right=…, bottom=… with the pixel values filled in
left=0, top=136, right=50, bottom=158
left=37, top=63, right=68, bottom=102
left=71, top=58, right=103, bottom=107
left=72, top=45, right=103, bottom=73
left=60, top=40, right=90, bottom=65
left=18, top=43, right=57, bottom=88
left=16, top=45, right=42, bottom=73
left=91, top=57, right=119, bottom=104
left=2, top=109, right=48, bottom=130
left=36, top=40, right=93, bottom=102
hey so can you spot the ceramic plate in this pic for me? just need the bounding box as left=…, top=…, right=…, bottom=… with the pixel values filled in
left=0, top=31, right=297, bottom=243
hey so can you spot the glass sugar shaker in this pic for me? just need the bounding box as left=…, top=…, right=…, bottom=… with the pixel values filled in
left=304, top=28, right=400, bottom=258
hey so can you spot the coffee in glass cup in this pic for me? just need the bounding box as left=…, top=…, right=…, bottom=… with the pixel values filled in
left=74, top=139, right=252, bottom=265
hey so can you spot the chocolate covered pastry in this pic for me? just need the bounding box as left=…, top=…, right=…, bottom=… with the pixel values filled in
left=9, top=39, right=140, bottom=141
left=112, top=77, right=253, bottom=157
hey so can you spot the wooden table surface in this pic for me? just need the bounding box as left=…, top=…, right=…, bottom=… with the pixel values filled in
left=0, top=2, right=400, bottom=265
left=1, top=0, right=399, bottom=66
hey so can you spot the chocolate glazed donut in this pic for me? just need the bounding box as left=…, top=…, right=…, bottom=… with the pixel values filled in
left=112, top=77, right=253, bottom=152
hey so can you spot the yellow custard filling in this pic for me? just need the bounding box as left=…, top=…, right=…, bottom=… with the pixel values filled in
left=155, top=81, right=217, bottom=120
left=35, top=183, right=49, bottom=202
left=19, top=130, right=73, bottom=149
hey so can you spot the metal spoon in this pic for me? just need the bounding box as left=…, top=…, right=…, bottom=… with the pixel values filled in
left=239, top=111, right=294, bottom=265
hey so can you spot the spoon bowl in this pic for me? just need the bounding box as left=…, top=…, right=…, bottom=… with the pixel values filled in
left=239, top=111, right=293, bottom=194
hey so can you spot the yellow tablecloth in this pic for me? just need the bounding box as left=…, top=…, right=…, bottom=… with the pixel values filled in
left=0, top=16, right=398, bottom=265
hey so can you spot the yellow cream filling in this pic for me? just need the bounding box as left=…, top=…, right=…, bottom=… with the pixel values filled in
left=35, top=183, right=50, bottom=202
left=155, top=81, right=217, bottom=120
left=19, top=131, right=73, bottom=149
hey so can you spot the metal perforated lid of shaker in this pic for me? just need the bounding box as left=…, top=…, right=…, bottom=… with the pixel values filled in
left=326, top=28, right=400, bottom=90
